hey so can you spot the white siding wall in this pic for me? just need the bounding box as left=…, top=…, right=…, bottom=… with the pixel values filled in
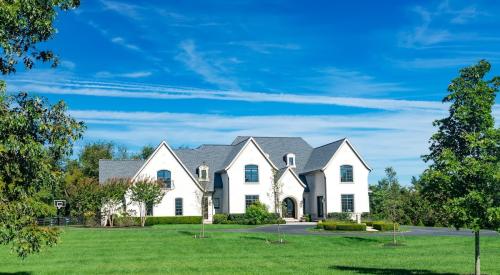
left=304, top=171, right=326, bottom=220
left=226, top=141, right=274, bottom=214
left=127, top=144, right=202, bottom=217
left=278, top=169, right=305, bottom=219
left=323, top=142, right=370, bottom=214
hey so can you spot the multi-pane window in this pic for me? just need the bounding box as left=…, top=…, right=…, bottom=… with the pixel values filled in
left=288, top=157, right=294, bottom=166
left=175, top=198, right=183, bottom=216
left=213, top=198, right=220, bottom=209
left=341, top=194, right=354, bottom=212
left=340, top=165, right=353, bottom=182
left=157, top=170, right=172, bottom=188
left=245, top=195, right=259, bottom=208
left=244, top=165, right=259, bottom=182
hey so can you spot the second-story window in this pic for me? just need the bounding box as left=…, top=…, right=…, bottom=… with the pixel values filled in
left=198, top=164, right=209, bottom=181
left=340, top=165, right=353, bottom=182
left=244, top=164, right=259, bottom=182
left=157, top=170, right=172, bottom=189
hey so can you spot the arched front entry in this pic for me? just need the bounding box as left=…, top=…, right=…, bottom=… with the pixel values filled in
left=282, top=197, right=296, bottom=218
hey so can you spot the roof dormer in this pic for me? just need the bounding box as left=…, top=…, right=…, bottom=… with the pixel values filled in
left=198, top=164, right=209, bottom=181
left=284, top=153, right=296, bottom=168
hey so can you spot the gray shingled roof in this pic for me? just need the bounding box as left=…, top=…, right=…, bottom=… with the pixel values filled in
left=174, top=145, right=235, bottom=192
left=302, top=138, right=345, bottom=173
left=98, top=136, right=349, bottom=189
left=99, top=159, right=145, bottom=184
left=231, top=136, right=314, bottom=174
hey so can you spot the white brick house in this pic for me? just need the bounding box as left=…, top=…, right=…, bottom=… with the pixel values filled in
left=99, top=136, right=371, bottom=222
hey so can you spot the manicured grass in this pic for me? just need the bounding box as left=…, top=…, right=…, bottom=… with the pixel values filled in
left=0, top=224, right=499, bottom=274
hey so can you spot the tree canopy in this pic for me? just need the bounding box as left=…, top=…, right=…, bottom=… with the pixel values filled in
left=0, top=0, right=80, bottom=74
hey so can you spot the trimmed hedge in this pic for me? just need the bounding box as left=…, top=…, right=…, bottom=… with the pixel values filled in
left=372, top=222, right=399, bottom=231
left=318, top=221, right=367, bottom=231
left=213, top=213, right=285, bottom=225
left=144, top=216, right=202, bottom=226
left=327, top=212, right=352, bottom=221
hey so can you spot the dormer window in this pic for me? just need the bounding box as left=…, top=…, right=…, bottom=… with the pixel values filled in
left=198, top=164, right=209, bottom=181
left=284, top=153, right=296, bottom=168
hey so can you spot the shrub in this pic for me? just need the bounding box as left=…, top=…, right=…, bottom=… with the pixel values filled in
left=227, top=214, right=246, bottom=224
left=327, top=212, right=352, bottom=221
left=83, top=211, right=99, bottom=227
left=335, top=223, right=366, bottom=231
left=245, top=202, right=270, bottom=225
left=144, top=216, right=202, bottom=226
left=114, top=215, right=140, bottom=227
left=316, top=221, right=324, bottom=229
left=213, top=214, right=229, bottom=224
left=365, top=221, right=374, bottom=226
left=373, top=222, right=399, bottom=231
left=320, top=221, right=367, bottom=231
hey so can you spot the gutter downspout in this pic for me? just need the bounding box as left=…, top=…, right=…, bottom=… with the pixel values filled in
left=323, top=172, right=327, bottom=219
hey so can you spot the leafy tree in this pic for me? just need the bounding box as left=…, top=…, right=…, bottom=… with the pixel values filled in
left=378, top=167, right=404, bottom=244
left=129, top=178, right=165, bottom=227
left=79, top=142, right=114, bottom=179
left=0, top=0, right=80, bottom=74
left=0, top=91, right=84, bottom=257
left=63, top=161, right=101, bottom=221
left=420, top=60, right=500, bottom=275
left=115, top=145, right=129, bottom=160
left=100, top=178, right=130, bottom=227
left=132, top=145, right=155, bottom=160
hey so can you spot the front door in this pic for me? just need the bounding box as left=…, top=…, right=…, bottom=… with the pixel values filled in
left=283, top=198, right=295, bottom=218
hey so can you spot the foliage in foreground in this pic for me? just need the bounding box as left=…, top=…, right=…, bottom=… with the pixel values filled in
left=0, top=91, right=84, bottom=257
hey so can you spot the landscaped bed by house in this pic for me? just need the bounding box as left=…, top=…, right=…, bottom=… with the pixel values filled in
left=0, top=225, right=499, bottom=274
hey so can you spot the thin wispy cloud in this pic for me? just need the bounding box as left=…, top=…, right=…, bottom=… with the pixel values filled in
left=95, top=71, right=152, bottom=78
left=8, top=77, right=446, bottom=112
left=176, top=40, right=240, bottom=90
left=308, top=67, right=413, bottom=96
left=230, top=41, right=300, bottom=54
left=399, top=0, right=489, bottom=48
left=110, top=37, right=141, bottom=52
left=100, top=0, right=142, bottom=20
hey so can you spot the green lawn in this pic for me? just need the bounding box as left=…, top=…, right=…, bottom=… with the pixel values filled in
left=0, top=225, right=499, bottom=274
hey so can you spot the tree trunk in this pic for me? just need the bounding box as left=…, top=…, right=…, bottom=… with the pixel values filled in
left=393, top=222, right=396, bottom=245
left=475, top=230, right=480, bottom=275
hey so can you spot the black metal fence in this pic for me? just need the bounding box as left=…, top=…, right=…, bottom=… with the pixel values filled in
left=36, top=216, right=84, bottom=226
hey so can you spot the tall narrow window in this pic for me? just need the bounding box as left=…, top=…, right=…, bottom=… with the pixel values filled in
left=213, top=198, right=220, bottom=209
left=245, top=195, right=259, bottom=209
left=284, top=153, right=296, bottom=167
left=157, top=170, right=172, bottom=189
left=317, top=196, right=324, bottom=218
left=340, top=165, right=353, bottom=182
left=341, top=194, right=354, bottom=212
left=175, top=198, right=183, bottom=216
left=244, top=165, right=259, bottom=182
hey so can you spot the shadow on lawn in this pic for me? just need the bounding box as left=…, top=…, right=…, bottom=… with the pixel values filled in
left=329, top=265, right=459, bottom=275
left=240, top=236, right=268, bottom=241
left=0, top=272, right=32, bottom=275
left=342, top=236, right=384, bottom=243
left=178, top=230, right=196, bottom=236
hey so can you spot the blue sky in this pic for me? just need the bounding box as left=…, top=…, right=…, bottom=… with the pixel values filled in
left=4, top=0, right=500, bottom=184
